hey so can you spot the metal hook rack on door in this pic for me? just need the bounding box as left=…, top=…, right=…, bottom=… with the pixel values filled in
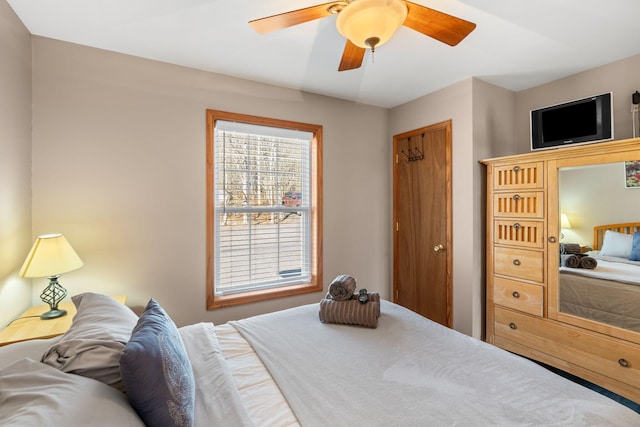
left=400, top=133, right=425, bottom=163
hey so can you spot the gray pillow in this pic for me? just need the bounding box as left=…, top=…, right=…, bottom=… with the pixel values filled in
left=41, top=292, right=139, bottom=391
left=0, top=358, right=144, bottom=426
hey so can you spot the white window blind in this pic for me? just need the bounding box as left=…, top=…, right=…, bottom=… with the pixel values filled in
left=213, top=120, right=313, bottom=295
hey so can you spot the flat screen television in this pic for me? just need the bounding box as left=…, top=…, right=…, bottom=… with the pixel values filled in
left=530, top=92, right=613, bottom=151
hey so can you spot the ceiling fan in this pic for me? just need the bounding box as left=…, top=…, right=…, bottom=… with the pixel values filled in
left=249, top=0, right=476, bottom=72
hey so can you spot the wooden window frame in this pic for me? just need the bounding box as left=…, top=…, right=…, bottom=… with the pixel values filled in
left=206, top=109, right=323, bottom=309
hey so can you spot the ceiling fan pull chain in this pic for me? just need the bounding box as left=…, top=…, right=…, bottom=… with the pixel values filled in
left=365, top=36, right=379, bottom=64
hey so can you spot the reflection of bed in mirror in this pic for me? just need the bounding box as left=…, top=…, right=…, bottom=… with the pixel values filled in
left=559, top=223, right=640, bottom=332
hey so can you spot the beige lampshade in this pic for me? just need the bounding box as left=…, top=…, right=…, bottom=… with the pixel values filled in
left=336, top=0, right=408, bottom=49
left=19, top=234, right=83, bottom=278
left=560, top=213, right=572, bottom=229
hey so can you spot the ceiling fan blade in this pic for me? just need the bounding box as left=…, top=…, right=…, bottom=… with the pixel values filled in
left=338, top=40, right=366, bottom=71
left=403, top=1, right=476, bottom=46
left=249, top=2, right=340, bottom=34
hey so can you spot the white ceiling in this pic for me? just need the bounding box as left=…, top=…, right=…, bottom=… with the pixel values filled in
left=8, top=0, right=640, bottom=108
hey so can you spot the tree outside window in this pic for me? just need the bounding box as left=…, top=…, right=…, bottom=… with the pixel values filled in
left=206, top=110, right=322, bottom=308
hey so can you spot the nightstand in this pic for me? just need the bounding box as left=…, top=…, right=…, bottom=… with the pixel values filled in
left=0, top=295, right=126, bottom=347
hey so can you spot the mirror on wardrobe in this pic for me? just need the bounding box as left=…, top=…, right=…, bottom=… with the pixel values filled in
left=557, top=159, right=640, bottom=336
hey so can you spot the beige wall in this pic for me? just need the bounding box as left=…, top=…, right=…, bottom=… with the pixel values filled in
left=389, top=78, right=516, bottom=337
left=389, top=79, right=479, bottom=335
left=515, top=54, right=640, bottom=150
left=0, top=1, right=33, bottom=327
left=30, top=37, right=390, bottom=326
left=512, top=54, right=640, bottom=284
left=390, top=53, right=640, bottom=337
left=471, top=79, right=516, bottom=338
left=6, top=1, right=640, bottom=336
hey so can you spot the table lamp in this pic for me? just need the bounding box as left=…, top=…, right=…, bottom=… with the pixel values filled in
left=19, top=234, right=83, bottom=319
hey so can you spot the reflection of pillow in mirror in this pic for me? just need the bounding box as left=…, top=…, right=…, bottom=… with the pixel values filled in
left=589, top=252, right=640, bottom=266
left=629, top=232, right=640, bottom=261
left=599, top=230, right=634, bottom=258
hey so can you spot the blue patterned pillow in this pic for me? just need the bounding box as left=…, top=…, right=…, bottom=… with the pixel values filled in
left=629, top=232, right=640, bottom=261
left=120, top=299, right=195, bottom=427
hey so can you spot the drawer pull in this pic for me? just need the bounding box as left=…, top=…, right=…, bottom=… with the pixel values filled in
left=512, top=291, right=520, bottom=299
left=513, top=223, right=521, bottom=230
left=548, top=236, right=557, bottom=243
left=513, top=259, right=521, bottom=266
left=512, top=166, right=520, bottom=173
left=509, top=322, right=517, bottom=330
left=618, top=358, right=630, bottom=368
left=512, top=194, right=521, bottom=201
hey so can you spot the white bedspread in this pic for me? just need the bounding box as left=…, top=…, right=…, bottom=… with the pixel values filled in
left=230, top=300, right=640, bottom=427
left=179, top=323, right=254, bottom=427
left=215, top=323, right=299, bottom=426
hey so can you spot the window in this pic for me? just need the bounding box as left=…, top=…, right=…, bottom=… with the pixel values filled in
left=206, top=110, right=323, bottom=309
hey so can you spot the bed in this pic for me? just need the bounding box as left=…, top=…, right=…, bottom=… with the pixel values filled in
left=559, top=223, right=640, bottom=331
left=1, top=292, right=639, bottom=426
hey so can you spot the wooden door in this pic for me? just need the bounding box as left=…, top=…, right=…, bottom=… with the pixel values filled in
left=393, top=120, right=452, bottom=327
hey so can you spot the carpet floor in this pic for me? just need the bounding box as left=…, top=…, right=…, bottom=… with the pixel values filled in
left=537, top=362, right=640, bottom=414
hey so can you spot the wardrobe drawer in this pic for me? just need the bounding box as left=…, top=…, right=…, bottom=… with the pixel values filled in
left=494, top=307, right=640, bottom=390
left=493, top=277, right=543, bottom=317
left=493, top=191, right=544, bottom=218
left=494, top=246, right=544, bottom=283
left=494, top=220, right=544, bottom=249
left=493, top=161, right=544, bottom=190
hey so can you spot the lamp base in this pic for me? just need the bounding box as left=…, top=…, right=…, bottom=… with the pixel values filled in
left=40, top=308, right=67, bottom=320
left=39, top=275, right=68, bottom=320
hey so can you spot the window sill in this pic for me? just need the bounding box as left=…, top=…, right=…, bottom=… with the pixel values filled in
left=207, top=279, right=323, bottom=310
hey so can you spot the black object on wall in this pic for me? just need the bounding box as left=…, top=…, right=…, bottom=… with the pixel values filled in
left=530, top=92, right=613, bottom=151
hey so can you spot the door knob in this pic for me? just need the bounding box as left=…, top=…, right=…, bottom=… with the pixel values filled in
left=434, top=244, right=445, bottom=253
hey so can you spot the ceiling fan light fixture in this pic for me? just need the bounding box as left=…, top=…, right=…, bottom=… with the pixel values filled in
left=336, top=0, right=408, bottom=50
